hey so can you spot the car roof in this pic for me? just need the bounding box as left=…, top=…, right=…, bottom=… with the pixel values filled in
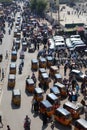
left=71, top=69, right=81, bottom=74
left=76, top=118, right=87, bottom=128
left=56, top=107, right=70, bottom=116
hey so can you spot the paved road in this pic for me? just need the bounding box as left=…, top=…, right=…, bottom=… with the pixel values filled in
left=0, top=2, right=86, bottom=130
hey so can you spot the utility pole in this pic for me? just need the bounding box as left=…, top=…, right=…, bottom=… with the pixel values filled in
left=56, top=0, right=60, bottom=26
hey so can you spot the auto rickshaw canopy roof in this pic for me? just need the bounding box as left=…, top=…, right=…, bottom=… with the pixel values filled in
left=75, top=118, right=87, bottom=129
left=31, top=59, right=38, bottom=63
left=8, top=74, right=16, bottom=80
left=10, top=63, right=16, bottom=68
left=64, top=101, right=83, bottom=111
left=41, top=73, right=49, bottom=79
left=46, top=56, right=53, bottom=61
left=13, top=89, right=21, bottom=96
left=39, top=57, right=46, bottom=62
left=41, top=100, right=52, bottom=108
left=55, top=73, right=62, bottom=79
left=47, top=93, right=58, bottom=101
left=54, top=82, right=65, bottom=88
left=26, top=78, right=34, bottom=84
left=50, top=66, right=58, bottom=71
left=50, top=87, right=60, bottom=94
left=11, top=50, right=17, bottom=55
left=39, top=68, right=46, bottom=73
left=34, top=87, right=43, bottom=94
left=56, top=107, right=71, bottom=116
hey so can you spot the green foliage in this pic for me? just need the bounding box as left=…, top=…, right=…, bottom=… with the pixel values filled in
left=30, top=0, right=47, bottom=15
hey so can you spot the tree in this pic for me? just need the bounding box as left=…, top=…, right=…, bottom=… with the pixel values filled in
left=30, top=0, right=47, bottom=16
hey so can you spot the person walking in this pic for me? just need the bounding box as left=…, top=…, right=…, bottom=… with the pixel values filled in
left=0, top=115, right=3, bottom=127
left=7, top=125, right=11, bottom=130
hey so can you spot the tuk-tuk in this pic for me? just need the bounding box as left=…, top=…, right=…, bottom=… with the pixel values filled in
left=74, top=118, right=87, bottom=130
left=26, top=78, right=35, bottom=93
left=54, top=107, right=72, bottom=126
left=14, top=29, right=18, bottom=37
left=40, top=72, right=50, bottom=88
left=0, top=54, right=3, bottom=62
left=16, top=32, right=21, bottom=39
left=12, top=89, right=21, bottom=106
left=22, top=42, right=27, bottom=51
left=8, top=74, right=16, bottom=88
left=39, top=100, right=54, bottom=117
left=34, top=87, right=43, bottom=102
left=11, top=51, right=17, bottom=61
left=54, top=82, right=67, bottom=98
left=39, top=58, right=46, bottom=69
left=54, top=73, right=62, bottom=83
left=63, top=101, right=83, bottom=119
left=15, top=38, right=20, bottom=49
left=20, top=50, right=24, bottom=59
left=9, top=63, right=16, bottom=74
left=49, top=66, right=58, bottom=78
left=50, top=87, right=61, bottom=99
left=38, top=68, right=46, bottom=80
left=46, top=56, right=53, bottom=68
left=46, top=93, right=60, bottom=110
left=31, top=59, right=38, bottom=71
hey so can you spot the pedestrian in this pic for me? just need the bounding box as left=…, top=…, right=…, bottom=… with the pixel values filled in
left=2, top=68, right=4, bottom=80
left=0, top=115, right=3, bottom=127
left=5, top=50, right=8, bottom=59
left=84, top=105, right=87, bottom=120
left=7, top=125, right=11, bottom=130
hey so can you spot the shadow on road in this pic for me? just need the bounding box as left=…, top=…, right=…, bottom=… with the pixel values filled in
left=25, top=89, right=33, bottom=97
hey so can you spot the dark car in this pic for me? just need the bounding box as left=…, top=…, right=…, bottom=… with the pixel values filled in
left=69, top=69, right=86, bottom=82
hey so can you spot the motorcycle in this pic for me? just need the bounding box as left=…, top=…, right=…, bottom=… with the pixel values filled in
left=24, top=116, right=31, bottom=130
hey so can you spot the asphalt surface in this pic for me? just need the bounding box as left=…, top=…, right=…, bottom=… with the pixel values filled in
left=0, top=1, right=86, bottom=130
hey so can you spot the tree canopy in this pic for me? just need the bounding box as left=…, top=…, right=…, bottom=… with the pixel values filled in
left=0, top=0, right=12, bottom=3
left=30, top=0, right=47, bottom=16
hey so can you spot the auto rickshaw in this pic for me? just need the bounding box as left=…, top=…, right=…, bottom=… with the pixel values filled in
left=14, top=29, right=18, bottom=37
left=15, top=38, right=20, bottom=49
left=8, top=74, right=16, bottom=88
left=39, top=100, right=54, bottom=117
left=54, top=82, right=67, bottom=98
left=54, top=73, right=62, bottom=83
left=46, top=93, right=60, bottom=110
left=39, top=58, right=46, bottom=69
left=22, top=42, right=27, bottom=51
left=12, top=89, right=21, bottom=106
left=74, top=118, right=87, bottom=130
left=16, top=32, right=21, bottom=39
left=9, top=63, right=16, bottom=74
left=49, top=66, right=58, bottom=78
left=31, top=59, right=38, bottom=71
left=54, top=107, right=72, bottom=126
left=38, top=68, right=46, bottom=80
left=11, top=50, right=17, bottom=61
left=20, top=50, right=24, bottom=59
left=63, top=101, right=83, bottom=119
left=40, top=72, right=50, bottom=89
left=50, top=87, right=61, bottom=99
left=26, top=78, right=35, bottom=93
left=46, top=56, right=53, bottom=68
left=33, top=87, right=44, bottom=102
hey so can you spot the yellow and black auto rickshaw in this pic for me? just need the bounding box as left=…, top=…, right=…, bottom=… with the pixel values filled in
left=46, top=93, right=60, bottom=110
left=22, top=42, right=27, bottom=51
left=12, top=89, right=21, bottom=106
left=46, top=56, right=53, bottom=68
left=9, top=63, right=16, bottom=74
left=39, top=58, right=46, bottom=69
left=54, top=82, right=67, bottom=98
left=8, top=74, right=16, bottom=89
left=74, top=118, right=87, bottom=130
left=31, top=59, right=38, bottom=71
left=63, top=101, right=83, bottom=119
left=50, top=87, right=61, bottom=99
left=33, top=87, right=44, bottom=102
left=49, top=66, right=58, bottom=78
left=54, top=73, right=62, bottom=84
left=39, top=100, right=54, bottom=117
left=54, top=107, right=72, bottom=126
left=38, top=68, right=46, bottom=80
left=26, top=78, right=35, bottom=93
left=40, top=72, right=50, bottom=89
left=11, top=50, right=17, bottom=61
